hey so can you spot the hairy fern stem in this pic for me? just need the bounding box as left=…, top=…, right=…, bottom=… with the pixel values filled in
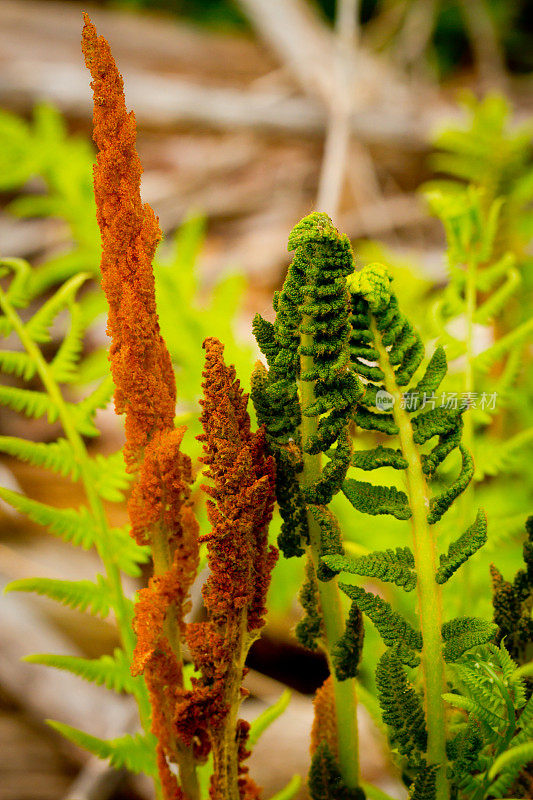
left=300, top=319, right=361, bottom=791
left=371, top=319, right=449, bottom=800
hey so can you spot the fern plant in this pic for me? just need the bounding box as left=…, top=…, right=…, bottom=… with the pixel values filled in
left=2, top=14, right=532, bottom=800
left=0, top=257, right=159, bottom=779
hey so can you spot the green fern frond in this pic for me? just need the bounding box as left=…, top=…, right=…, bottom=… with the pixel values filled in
left=24, top=273, right=90, bottom=344
left=441, top=618, right=498, bottom=662
left=25, top=649, right=143, bottom=697
left=5, top=576, right=112, bottom=618
left=474, top=317, right=533, bottom=373
left=308, top=741, right=365, bottom=800
left=442, top=692, right=505, bottom=729
left=332, top=599, right=364, bottom=681
left=0, top=385, right=59, bottom=421
left=46, top=722, right=157, bottom=776
left=87, top=449, right=132, bottom=503
left=0, top=486, right=97, bottom=548
left=0, top=257, right=32, bottom=308
left=376, top=646, right=427, bottom=761
left=351, top=445, right=407, bottom=471
left=50, top=301, right=87, bottom=383
left=308, top=504, right=343, bottom=582
left=295, top=559, right=323, bottom=650
left=0, top=349, right=36, bottom=380
left=427, top=445, right=474, bottom=524
left=342, top=479, right=411, bottom=520
left=339, top=584, right=422, bottom=662
left=407, top=765, right=438, bottom=800
left=0, top=436, right=78, bottom=478
left=323, top=546, right=416, bottom=591
left=248, top=690, right=292, bottom=749
left=435, top=509, right=487, bottom=584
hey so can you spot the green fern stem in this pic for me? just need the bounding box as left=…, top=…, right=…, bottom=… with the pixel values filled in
left=0, top=286, right=152, bottom=730
left=299, top=320, right=361, bottom=791
left=371, top=319, right=449, bottom=800
left=459, top=253, right=478, bottom=611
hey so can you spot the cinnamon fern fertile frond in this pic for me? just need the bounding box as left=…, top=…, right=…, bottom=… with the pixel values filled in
left=82, top=16, right=201, bottom=798
left=175, top=337, right=277, bottom=800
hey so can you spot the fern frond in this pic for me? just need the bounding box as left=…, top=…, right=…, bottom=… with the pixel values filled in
left=323, top=546, right=416, bottom=591
left=441, top=617, right=498, bottom=662
left=248, top=690, right=292, bottom=749
left=50, top=301, right=87, bottom=383
left=87, top=449, right=132, bottom=503
left=408, top=765, right=438, bottom=800
left=0, top=257, right=32, bottom=310
left=351, top=445, right=407, bottom=471
left=427, top=445, right=474, bottom=524
left=332, top=599, right=364, bottom=681
left=442, top=693, right=505, bottom=729
left=0, top=436, right=78, bottom=478
left=339, top=584, right=422, bottom=662
left=24, top=273, right=90, bottom=343
left=268, top=775, right=302, bottom=800
left=0, top=349, right=36, bottom=380
left=308, top=504, right=343, bottom=582
left=342, top=479, right=411, bottom=520
left=375, top=647, right=427, bottom=761
left=46, top=722, right=157, bottom=776
left=0, top=385, right=59, bottom=421
left=0, top=486, right=98, bottom=547
left=474, top=317, right=533, bottom=373
left=25, top=649, right=143, bottom=697
left=435, top=509, right=487, bottom=584
left=5, top=576, right=112, bottom=618
left=308, top=741, right=365, bottom=800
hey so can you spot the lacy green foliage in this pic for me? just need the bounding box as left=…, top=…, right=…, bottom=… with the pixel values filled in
left=47, top=722, right=157, bottom=777
left=308, top=742, right=366, bottom=800
left=444, top=643, right=532, bottom=799
left=252, top=212, right=362, bottom=558
left=323, top=547, right=417, bottom=592
left=0, top=258, right=155, bottom=777
left=491, top=516, right=533, bottom=665
left=428, top=94, right=533, bottom=266
left=375, top=646, right=427, bottom=762
left=0, top=105, right=253, bottom=401
left=436, top=510, right=487, bottom=584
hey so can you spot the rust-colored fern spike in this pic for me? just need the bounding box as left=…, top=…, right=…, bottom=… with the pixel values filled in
left=82, top=16, right=200, bottom=800
left=81, top=13, right=175, bottom=471
left=175, top=337, right=277, bottom=800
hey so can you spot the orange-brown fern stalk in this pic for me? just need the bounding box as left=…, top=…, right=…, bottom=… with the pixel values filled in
left=82, top=16, right=200, bottom=800
left=175, top=338, right=278, bottom=800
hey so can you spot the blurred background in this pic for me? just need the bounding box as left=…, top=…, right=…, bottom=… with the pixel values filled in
left=0, top=1, right=532, bottom=799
